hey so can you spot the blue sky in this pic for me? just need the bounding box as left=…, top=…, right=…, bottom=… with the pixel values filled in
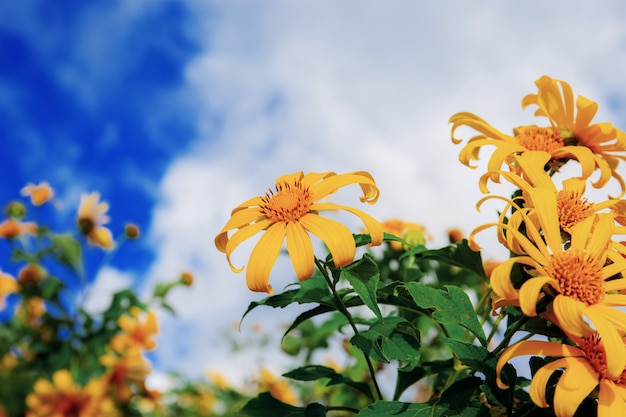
left=3, top=0, right=626, bottom=386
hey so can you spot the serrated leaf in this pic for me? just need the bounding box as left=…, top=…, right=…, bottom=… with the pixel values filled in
left=409, top=239, right=487, bottom=283
left=283, top=365, right=374, bottom=400
left=404, top=282, right=487, bottom=346
left=351, top=316, right=420, bottom=371
left=237, top=392, right=324, bottom=417
left=341, top=253, right=383, bottom=322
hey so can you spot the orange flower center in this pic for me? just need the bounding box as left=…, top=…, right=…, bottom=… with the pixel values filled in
left=515, top=126, right=565, bottom=153
left=580, top=333, right=626, bottom=382
left=259, top=180, right=312, bottom=223
left=556, top=190, right=594, bottom=232
left=545, top=249, right=605, bottom=305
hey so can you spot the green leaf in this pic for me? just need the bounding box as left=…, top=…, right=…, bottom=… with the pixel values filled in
left=237, top=392, right=325, bottom=417
left=357, top=377, right=485, bottom=417
left=351, top=316, right=420, bottom=371
left=408, top=239, right=487, bottom=284
left=404, top=282, right=487, bottom=346
left=341, top=253, right=383, bottom=322
left=283, top=365, right=374, bottom=400
left=49, top=233, right=83, bottom=274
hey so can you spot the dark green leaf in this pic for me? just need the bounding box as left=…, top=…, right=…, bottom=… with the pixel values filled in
left=341, top=253, right=382, bottom=322
left=237, top=392, right=324, bottom=417
left=283, top=365, right=373, bottom=400
left=351, top=316, right=420, bottom=371
left=404, top=282, right=487, bottom=346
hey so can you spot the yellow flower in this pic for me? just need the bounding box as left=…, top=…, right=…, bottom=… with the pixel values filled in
left=381, top=218, right=429, bottom=251
left=21, top=182, right=55, bottom=206
left=477, top=151, right=619, bottom=254
left=450, top=76, right=617, bottom=190
left=0, top=270, right=18, bottom=310
left=25, top=369, right=108, bottom=417
left=77, top=192, right=114, bottom=250
left=257, top=368, right=298, bottom=405
left=496, top=330, right=626, bottom=417
left=215, top=171, right=383, bottom=294
left=0, top=218, right=37, bottom=239
left=484, top=207, right=626, bottom=378
left=179, top=271, right=194, bottom=286
left=522, top=75, right=626, bottom=190
left=110, top=307, right=158, bottom=353
left=100, top=350, right=151, bottom=402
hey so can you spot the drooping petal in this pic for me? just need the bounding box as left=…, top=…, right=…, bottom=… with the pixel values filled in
left=525, top=187, right=562, bottom=253
left=221, top=219, right=271, bottom=272
left=217, top=207, right=263, bottom=235
left=519, top=276, right=559, bottom=317
left=598, top=379, right=626, bottom=417
left=530, top=358, right=573, bottom=408
left=553, top=359, right=599, bottom=417
left=551, top=296, right=591, bottom=337
left=299, top=214, right=356, bottom=268
left=285, top=222, right=315, bottom=281
left=309, top=172, right=380, bottom=204
left=246, top=222, right=287, bottom=294
left=311, top=203, right=383, bottom=246
left=585, top=306, right=626, bottom=378
left=496, top=341, right=582, bottom=389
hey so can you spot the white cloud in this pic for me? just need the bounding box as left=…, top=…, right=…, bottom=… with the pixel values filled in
left=81, top=266, right=134, bottom=314
left=145, top=1, right=626, bottom=378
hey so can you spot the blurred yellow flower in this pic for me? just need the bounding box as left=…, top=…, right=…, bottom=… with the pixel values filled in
left=257, top=368, right=298, bottom=405
left=110, top=307, right=158, bottom=353
left=180, top=271, right=194, bottom=286
left=215, top=171, right=383, bottom=294
left=100, top=350, right=151, bottom=402
left=0, top=270, right=18, bottom=310
left=25, top=369, right=109, bottom=417
left=381, top=218, right=429, bottom=250
left=0, top=218, right=37, bottom=239
left=21, top=182, right=55, bottom=206
left=496, top=330, right=626, bottom=417
left=77, top=192, right=114, bottom=250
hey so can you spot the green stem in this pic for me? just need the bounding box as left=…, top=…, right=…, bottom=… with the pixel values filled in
left=315, top=258, right=384, bottom=402
left=491, top=315, right=530, bottom=356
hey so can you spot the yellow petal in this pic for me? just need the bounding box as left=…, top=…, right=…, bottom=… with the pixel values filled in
left=496, top=341, right=582, bottom=390
left=530, top=358, right=571, bottom=408
left=312, top=203, right=383, bottom=246
left=598, top=380, right=626, bottom=417
left=222, top=219, right=271, bottom=272
left=551, top=296, right=591, bottom=337
left=286, top=222, right=315, bottom=281
left=309, top=172, right=380, bottom=204
left=586, top=305, right=626, bottom=378
left=246, top=222, right=287, bottom=294
left=299, top=214, right=355, bottom=268
left=519, top=276, right=558, bottom=317
left=553, top=359, right=598, bottom=417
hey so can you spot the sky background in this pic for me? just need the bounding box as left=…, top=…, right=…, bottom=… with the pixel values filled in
left=3, top=0, right=626, bottom=388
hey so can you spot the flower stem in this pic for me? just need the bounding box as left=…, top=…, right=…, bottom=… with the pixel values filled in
left=315, top=258, right=384, bottom=401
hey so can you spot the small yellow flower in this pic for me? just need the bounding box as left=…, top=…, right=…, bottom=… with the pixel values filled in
left=215, top=171, right=383, bottom=294
left=256, top=368, right=298, bottom=405
left=77, top=192, right=114, bottom=250
left=496, top=330, right=626, bottom=417
left=180, top=271, right=194, bottom=286
left=0, top=270, right=18, bottom=310
left=100, top=350, right=151, bottom=402
left=0, top=218, right=37, bottom=239
left=21, top=182, right=55, bottom=206
left=381, top=219, right=429, bottom=250
left=124, top=223, right=140, bottom=240
left=110, top=307, right=158, bottom=353
left=447, top=228, right=464, bottom=244
left=25, top=369, right=108, bottom=417
left=19, top=263, right=46, bottom=284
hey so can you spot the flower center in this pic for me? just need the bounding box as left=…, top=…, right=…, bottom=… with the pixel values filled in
left=556, top=190, right=594, bottom=232
left=515, top=126, right=565, bottom=153
left=580, top=333, right=626, bottom=382
left=545, top=249, right=605, bottom=305
left=259, top=180, right=312, bottom=223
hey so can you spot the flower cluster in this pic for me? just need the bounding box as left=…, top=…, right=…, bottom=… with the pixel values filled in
left=453, top=75, right=626, bottom=416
